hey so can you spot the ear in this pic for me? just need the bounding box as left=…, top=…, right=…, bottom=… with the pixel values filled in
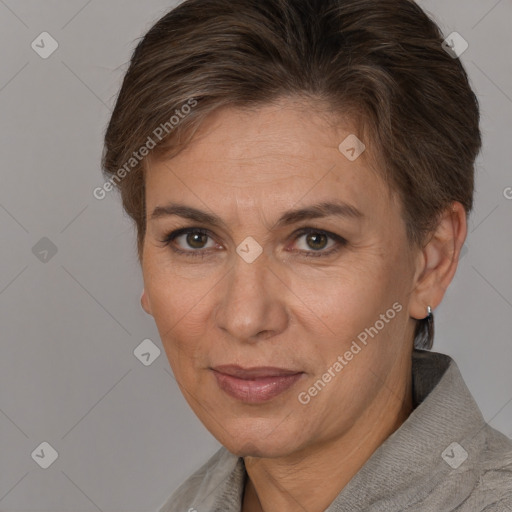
left=140, top=289, right=153, bottom=316
left=409, top=202, right=467, bottom=320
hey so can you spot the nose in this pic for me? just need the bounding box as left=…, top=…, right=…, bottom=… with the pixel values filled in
left=214, top=249, right=289, bottom=344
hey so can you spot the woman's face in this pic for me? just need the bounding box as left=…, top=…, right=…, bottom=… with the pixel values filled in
left=141, top=98, right=420, bottom=457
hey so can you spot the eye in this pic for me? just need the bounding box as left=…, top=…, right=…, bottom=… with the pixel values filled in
left=289, top=228, right=346, bottom=257
left=159, top=228, right=219, bottom=257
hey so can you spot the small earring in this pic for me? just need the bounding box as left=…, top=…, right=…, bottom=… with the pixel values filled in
left=425, top=305, right=434, bottom=350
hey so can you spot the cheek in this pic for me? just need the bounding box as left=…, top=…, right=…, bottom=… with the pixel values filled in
left=152, top=296, right=207, bottom=364
left=302, top=261, right=407, bottom=368
left=302, top=260, right=386, bottom=324
left=144, top=252, right=213, bottom=321
left=143, top=266, right=211, bottom=365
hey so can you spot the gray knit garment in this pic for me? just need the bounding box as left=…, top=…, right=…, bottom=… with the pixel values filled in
left=159, top=350, right=512, bottom=511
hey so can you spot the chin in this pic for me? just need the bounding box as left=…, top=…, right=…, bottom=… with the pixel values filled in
left=221, top=427, right=306, bottom=459
left=230, top=441, right=293, bottom=459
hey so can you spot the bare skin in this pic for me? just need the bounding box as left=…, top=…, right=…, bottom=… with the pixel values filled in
left=140, top=97, right=466, bottom=512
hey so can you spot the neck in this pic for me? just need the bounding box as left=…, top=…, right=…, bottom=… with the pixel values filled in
left=242, top=363, right=413, bottom=512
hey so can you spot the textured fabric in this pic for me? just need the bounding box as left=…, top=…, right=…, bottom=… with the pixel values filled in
left=158, top=350, right=512, bottom=512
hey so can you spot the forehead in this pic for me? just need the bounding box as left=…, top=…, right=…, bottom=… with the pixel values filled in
left=144, top=99, right=396, bottom=222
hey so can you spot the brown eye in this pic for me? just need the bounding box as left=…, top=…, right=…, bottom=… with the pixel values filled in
left=159, top=228, right=217, bottom=256
left=290, top=228, right=347, bottom=258
left=304, top=232, right=329, bottom=251
left=186, top=231, right=209, bottom=249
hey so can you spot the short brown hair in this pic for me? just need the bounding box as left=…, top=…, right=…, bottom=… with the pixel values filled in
left=102, top=0, right=481, bottom=349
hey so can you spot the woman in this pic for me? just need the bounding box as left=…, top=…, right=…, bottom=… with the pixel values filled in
left=102, top=0, right=512, bottom=510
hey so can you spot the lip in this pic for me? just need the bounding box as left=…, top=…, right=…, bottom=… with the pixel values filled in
left=211, top=365, right=302, bottom=379
left=211, top=365, right=305, bottom=403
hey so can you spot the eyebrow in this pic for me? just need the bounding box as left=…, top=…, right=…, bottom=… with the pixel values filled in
left=150, top=200, right=363, bottom=229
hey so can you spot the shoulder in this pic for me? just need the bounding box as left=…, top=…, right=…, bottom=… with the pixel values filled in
left=157, top=446, right=239, bottom=512
left=460, top=425, right=512, bottom=511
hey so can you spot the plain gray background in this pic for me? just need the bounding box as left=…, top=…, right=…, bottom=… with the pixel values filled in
left=0, top=1, right=511, bottom=510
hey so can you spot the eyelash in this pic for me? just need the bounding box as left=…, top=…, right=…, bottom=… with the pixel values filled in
left=158, top=227, right=347, bottom=258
